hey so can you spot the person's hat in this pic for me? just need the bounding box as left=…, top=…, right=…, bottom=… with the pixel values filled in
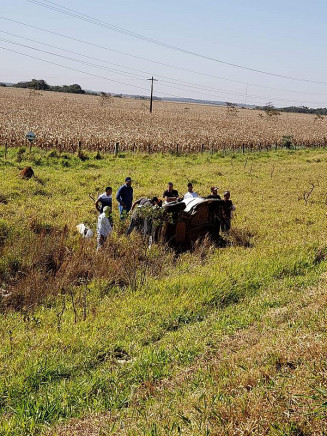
left=125, top=177, right=132, bottom=182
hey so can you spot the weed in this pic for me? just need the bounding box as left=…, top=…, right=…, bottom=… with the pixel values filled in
left=16, top=147, right=26, bottom=162
left=0, top=194, right=8, bottom=204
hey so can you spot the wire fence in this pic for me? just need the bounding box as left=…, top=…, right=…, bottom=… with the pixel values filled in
left=2, top=137, right=327, bottom=156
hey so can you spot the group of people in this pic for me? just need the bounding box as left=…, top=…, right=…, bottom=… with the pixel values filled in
left=95, top=177, right=235, bottom=250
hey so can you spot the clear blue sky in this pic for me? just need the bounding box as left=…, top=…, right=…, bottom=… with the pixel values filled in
left=1, top=0, right=327, bottom=107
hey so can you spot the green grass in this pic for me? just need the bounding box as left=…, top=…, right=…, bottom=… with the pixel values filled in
left=0, top=146, right=326, bottom=435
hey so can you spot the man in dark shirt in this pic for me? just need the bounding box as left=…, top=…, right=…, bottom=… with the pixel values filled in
left=206, top=186, right=221, bottom=199
left=116, top=177, right=133, bottom=219
left=221, top=190, right=236, bottom=233
left=95, top=187, right=112, bottom=213
left=163, top=182, right=179, bottom=204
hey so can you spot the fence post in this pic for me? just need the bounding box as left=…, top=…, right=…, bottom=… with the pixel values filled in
left=77, top=141, right=82, bottom=158
left=95, top=143, right=101, bottom=159
left=148, top=143, right=151, bottom=154
left=201, top=144, right=204, bottom=153
left=4, top=142, right=7, bottom=159
left=242, top=144, right=245, bottom=154
left=114, top=142, right=119, bottom=156
left=133, top=142, right=135, bottom=153
left=176, top=143, right=179, bottom=155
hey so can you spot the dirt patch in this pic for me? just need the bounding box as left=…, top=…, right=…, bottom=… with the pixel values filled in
left=19, top=166, right=34, bottom=179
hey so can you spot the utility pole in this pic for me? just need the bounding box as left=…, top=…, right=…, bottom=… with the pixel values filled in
left=147, top=76, right=158, bottom=113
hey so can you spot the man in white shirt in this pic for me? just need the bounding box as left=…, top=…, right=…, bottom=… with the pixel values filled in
left=183, top=183, right=198, bottom=199
left=96, top=206, right=112, bottom=251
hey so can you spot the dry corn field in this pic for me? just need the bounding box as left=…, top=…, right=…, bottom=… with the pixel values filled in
left=1, top=86, right=327, bottom=152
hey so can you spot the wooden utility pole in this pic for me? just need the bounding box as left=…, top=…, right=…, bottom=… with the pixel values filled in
left=147, top=76, right=158, bottom=113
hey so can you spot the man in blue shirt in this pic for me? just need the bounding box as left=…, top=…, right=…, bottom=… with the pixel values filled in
left=116, top=177, right=133, bottom=219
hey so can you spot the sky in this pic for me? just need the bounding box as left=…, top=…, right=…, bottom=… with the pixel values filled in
left=1, top=0, right=327, bottom=107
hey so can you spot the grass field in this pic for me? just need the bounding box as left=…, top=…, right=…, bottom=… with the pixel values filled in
left=1, top=87, right=327, bottom=152
left=0, top=146, right=326, bottom=435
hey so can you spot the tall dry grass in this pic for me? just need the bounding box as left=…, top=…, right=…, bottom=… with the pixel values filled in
left=1, top=226, right=173, bottom=311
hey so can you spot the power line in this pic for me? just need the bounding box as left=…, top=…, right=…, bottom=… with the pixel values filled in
left=2, top=36, right=324, bottom=106
left=0, top=36, right=148, bottom=82
left=25, top=0, right=327, bottom=85
left=0, top=43, right=261, bottom=105
left=0, top=44, right=189, bottom=100
left=1, top=16, right=326, bottom=97
left=4, top=31, right=325, bottom=104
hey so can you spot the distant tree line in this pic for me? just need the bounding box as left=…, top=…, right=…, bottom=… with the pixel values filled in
left=256, top=104, right=327, bottom=116
left=278, top=106, right=327, bottom=115
left=13, top=79, right=85, bottom=94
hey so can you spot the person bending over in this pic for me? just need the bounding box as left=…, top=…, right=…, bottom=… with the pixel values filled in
left=96, top=206, right=112, bottom=251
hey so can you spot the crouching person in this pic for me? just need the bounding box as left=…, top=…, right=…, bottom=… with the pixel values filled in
left=97, top=206, right=112, bottom=251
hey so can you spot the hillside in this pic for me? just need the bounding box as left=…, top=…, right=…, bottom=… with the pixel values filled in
left=0, top=146, right=326, bottom=434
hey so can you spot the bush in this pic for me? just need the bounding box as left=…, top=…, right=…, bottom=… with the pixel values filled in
left=0, top=194, right=8, bottom=204
left=0, top=254, right=23, bottom=283
left=14, top=79, right=50, bottom=91
left=281, top=135, right=294, bottom=149
left=47, top=150, right=60, bottom=158
left=16, top=147, right=26, bottom=162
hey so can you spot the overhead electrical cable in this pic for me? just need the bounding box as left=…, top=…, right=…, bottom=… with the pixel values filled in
left=4, top=31, right=325, bottom=104
left=0, top=37, right=150, bottom=82
left=1, top=16, right=326, bottom=98
left=1, top=37, right=323, bottom=105
left=0, top=45, right=191, bottom=100
left=0, top=43, right=271, bottom=105
left=25, top=0, right=327, bottom=85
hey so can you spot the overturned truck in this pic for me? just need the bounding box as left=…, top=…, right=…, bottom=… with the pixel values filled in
left=131, top=197, right=227, bottom=250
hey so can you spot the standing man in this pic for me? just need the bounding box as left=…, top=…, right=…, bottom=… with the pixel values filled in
left=95, top=186, right=112, bottom=213
left=221, top=190, right=236, bottom=234
left=206, top=186, right=221, bottom=199
left=163, top=182, right=179, bottom=204
left=116, top=177, right=133, bottom=219
left=183, top=182, right=198, bottom=199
